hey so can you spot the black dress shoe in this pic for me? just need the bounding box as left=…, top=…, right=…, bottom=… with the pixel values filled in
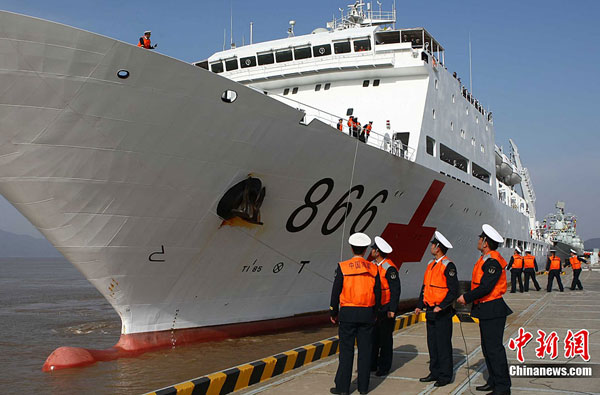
left=375, top=370, right=389, bottom=376
left=419, top=374, right=437, bottom=382
left=486, top=391, right=510, bottom=395
left=434, top=380, right=450, bottom=387
left=476, top=383, right=494, bottom=391
left=329, top=388, right=349, bottom=395
left=359, top=391, right=369, bottom=395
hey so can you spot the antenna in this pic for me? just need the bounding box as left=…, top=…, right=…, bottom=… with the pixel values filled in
left=230, top=2, right=235, bottom=49
left=393, top=0, right=396, bottom=29
left=223, top=29, right=226, bottom=50
left=250, top=22, right=253, bottom=45
left=288, top=20, right=296, bottom=37
left=469, top=32, right=473, bottom=94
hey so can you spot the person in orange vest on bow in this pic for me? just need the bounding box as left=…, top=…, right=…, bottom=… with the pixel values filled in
left=506, top=247, right=524, bottom=293
left=567, top=248, right=586, bottom=290
left=545, top=249, right=564, bottom=292
left=137, top=30, right=157, bottom=49
left=415, top=231, right=459, bottom=388
left=522, top=249, right=541, bottom=292
left=347, top=116, right=358, bottom=138
left=330, top=233, right=381, bottom=395
left=457, top=224, right=512, bottom=395
left=361, top=121, right=373, bottom=143
left=369, top=236, right=400, bottom=377
left=337, top=118, right=344, bottom=132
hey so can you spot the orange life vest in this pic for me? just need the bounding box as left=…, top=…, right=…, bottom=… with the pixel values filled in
left=339, top=257, right=378, bottom=308
left=423, top=256, right=451, bottom=306
left=511, top=254, right=523, bottom=269
left=523, top=255, right=535, bottom=269
left=471, top=250, right=507, bottom=304
left=347, top=118, right=355, bottom=128
left=549, top=256, right=561, bottom=270
left=337, top=122, right=343, bottom=131
left=138, top=37, right=152, bottom=49
left=376, top=258, right=397, bottom=305
left=365, top=124, right=372, bottom=135
left=569, top=256, right=581, bottom=270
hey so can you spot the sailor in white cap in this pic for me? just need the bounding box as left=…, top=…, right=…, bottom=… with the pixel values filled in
left=506, top=247, right=524, bottom=293
left=545, top=249, right=564, bottom=292
left=415, top=231, right=459, bottom=387
left=330, top=233, right=381, bottom=395
left=457, top=224, right=512, bottom=395
left=369, top=236, right=400, bottom=377
left=522, top=249, right=541, bottom=292
left=567, top=249, right=586, bottom=290
left=138, top=30, right=157, bottom=49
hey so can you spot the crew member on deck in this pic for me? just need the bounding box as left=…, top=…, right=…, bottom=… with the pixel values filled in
left=330, top=233, right=381, bottom=395
left=137, top=30, right=156, bottom=49
left=546, top=249, right=564, bottom=292
left=458, top=224, right=512, bottom=395
left=567, top=249, right=586, bottom=290
left=522, top=249, right=541, bottom=291
left=506, top=247, right=524, bottom=293
left=337, top=119, right=344, bottom=132
left=416, top=231, right=459, bottom=388
left=370, top=236, right=400, bottom=377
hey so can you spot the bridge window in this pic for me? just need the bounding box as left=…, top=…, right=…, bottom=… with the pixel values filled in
left=324, top=83, right=331, bottom=90
left=257, top=52, right=275, bottom=65
left=373, top=79, right=380, bottom=87
left=276, top=49, right=293, bottom=63
left=426, top=136, right=435, bottom=156
left=283, top=88, right=290, bottom=95
left=472, top=162, right=491, bottom=184
left=354, top=38, right=371, bottom=52
left=195, top=60, right=209, bottom=70
left=294, top=46, right=312, bottom=60
left=225, top=58, right=238, bottom=71
left=334, top=40, right=351, bottom=54
left=210, top=61, right=224, bottom=73
left=375, top=31, right=400, bottom=45
left=292, top=87, right=298, bottom=94
left=240, top=56, right=257, bottom=68
left=440, top=144, right=468, bottom=173
left=363, top=80, right=370, bottom=87
left=315, top=84, right=321, bottom=92
left=313, top=44, right=332, bottom=57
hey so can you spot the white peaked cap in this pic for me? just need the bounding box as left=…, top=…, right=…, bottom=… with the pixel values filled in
left=525, top=249, right=531, bottom=253
left=549, top=249, right=556, bottom=252
left=481, top=224, right=504, bottom=243
left=433, top=231, right=453, bottom=249
left=373, top=236, right=393, bottom=254
left=515, top=247, right=522, bottom=254
left=349, top=232, right=371, bottom=247
left=144, top=30, right=152, bottom=34
left=570, top=249, right=577, bottom=254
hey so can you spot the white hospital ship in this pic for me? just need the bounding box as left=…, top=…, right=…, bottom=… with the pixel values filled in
left=0, top=2, right=548, bottom=369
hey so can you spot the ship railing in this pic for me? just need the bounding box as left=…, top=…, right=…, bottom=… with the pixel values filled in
left=268, top=92, right=415, bottom=161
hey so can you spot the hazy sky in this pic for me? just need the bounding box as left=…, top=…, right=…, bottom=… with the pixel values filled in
left=1, top=0, right=598, bottom=240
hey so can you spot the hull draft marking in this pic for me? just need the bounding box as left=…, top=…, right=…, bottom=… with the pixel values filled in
left=380, top=180, right=446, bottom=265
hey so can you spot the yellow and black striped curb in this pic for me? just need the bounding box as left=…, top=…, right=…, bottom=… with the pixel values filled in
left=147, top=312, right=423, bottom=395
left=452, top=313, right=479, bottom=323
left=536, top=271, right=566, bottom=275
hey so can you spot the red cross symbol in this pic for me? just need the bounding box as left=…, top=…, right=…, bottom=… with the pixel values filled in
left=380, top=180, right=445, bottom=266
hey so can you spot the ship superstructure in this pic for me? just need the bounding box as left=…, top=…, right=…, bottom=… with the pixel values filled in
left=541, top=201, right=584, bottom=258
left=0, top=2, right=550, bottom=369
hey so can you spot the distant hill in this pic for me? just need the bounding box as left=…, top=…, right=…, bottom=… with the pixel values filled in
left=0, top=229, right=62, bottom=257
left=584, top=238, right=600, bottom=250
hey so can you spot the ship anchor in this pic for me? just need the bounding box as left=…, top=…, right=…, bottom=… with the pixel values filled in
left=217, top=177, right=266, bottom=225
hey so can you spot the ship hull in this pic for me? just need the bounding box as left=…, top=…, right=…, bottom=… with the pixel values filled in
left=0, top=11, right=547, bottom=367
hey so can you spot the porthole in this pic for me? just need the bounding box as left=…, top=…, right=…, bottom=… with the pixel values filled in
left=432, top=109, right=436, bottom=119
left=117, top=69, right=130, bottom=79
left=221, top=90, right=238, bottom=103
left=466, top=106, right=469, bottom=115
left=476, top=117, right=479, bottom=124
left=450, top=121, right=454, bottom=131
left=435, top=79, right=438, bottom=90
left=452, top=94, right=455, bottom=103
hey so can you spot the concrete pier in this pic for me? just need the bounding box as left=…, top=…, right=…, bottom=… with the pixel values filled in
left=238, top=269, right=600, bottom=395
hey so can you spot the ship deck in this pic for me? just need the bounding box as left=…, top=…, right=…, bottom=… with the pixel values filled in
left=149, top=267, right=600, bottom=395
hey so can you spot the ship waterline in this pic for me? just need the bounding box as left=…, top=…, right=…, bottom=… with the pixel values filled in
left=0, top=9, right=547, bottom=370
